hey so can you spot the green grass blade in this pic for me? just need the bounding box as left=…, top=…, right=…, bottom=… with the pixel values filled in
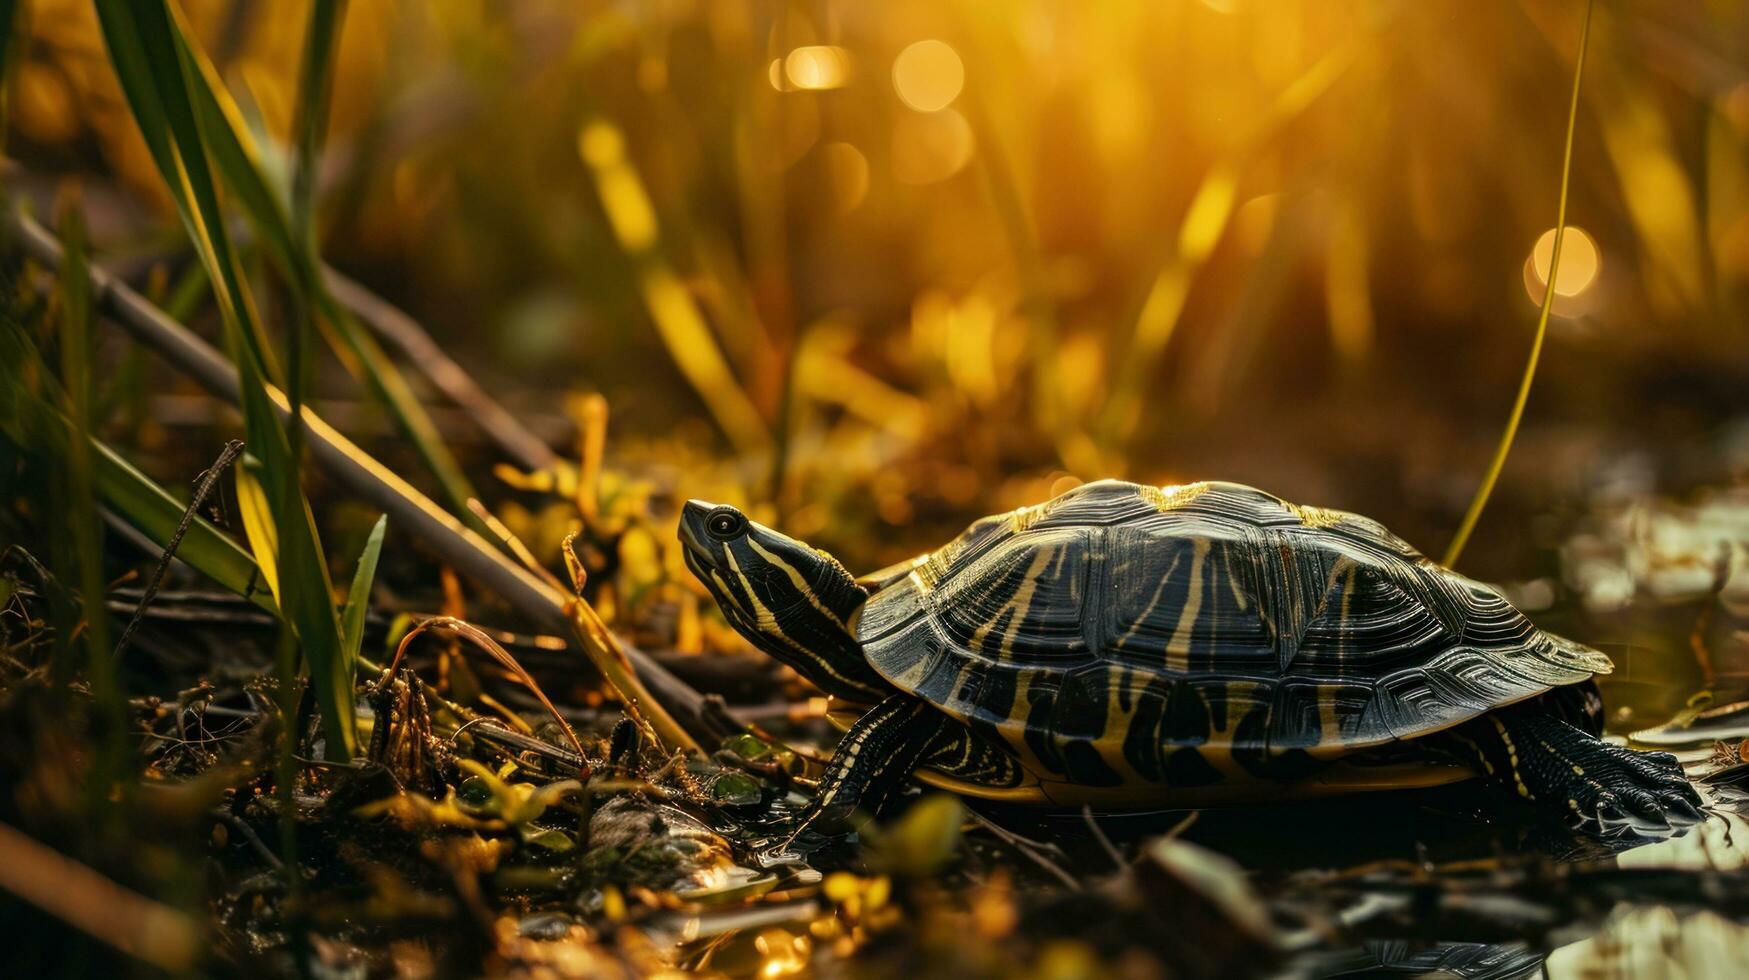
left=9, top=204, right=711, bottom=744
left=93, top=0, right=357, bottom=758
left=233, top=457, right=282, bottom=605
left=1442, top=0, right=1594, bottom=569
left=162, top=6, right=489, bottom=538
left=340, top=514, right=386, bottom=663
left=159, top=258, right=210, bottom=322
left=578, top=117, right=771, bottom=458
left=53, top=200, right=128, bottom=795
left=0, top=304, right=273, bottom=615
left=0, top=425, right=275, bottom=617
left=95, top=442, right=276, bottom=615
left=291, top=0, right=342, bottom=251
left=95, top=1, right=279, bottom=384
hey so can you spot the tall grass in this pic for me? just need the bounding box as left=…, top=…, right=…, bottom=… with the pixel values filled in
left=0, top=318, right=273, bottom=617
left=0, top=199, right=127, bottom=842
left=1442, top=0, right=1594, bottom=569
left=159, top=2, right=496, bottom=545
left=92, top=0, right=358, bottom=758
left=580, top=116, right=772, bottom=459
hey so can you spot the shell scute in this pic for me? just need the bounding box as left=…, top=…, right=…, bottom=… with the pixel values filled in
left=1269, top=679, right=1376, bottom=751
left=936, top=528, right=1091, bottom=665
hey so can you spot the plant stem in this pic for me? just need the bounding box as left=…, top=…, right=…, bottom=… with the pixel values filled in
left=1443, top=0, right=1594, bottom=569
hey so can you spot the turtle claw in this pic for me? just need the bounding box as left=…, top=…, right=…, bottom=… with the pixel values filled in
left=1618, top=786, right=1666, bottom=819
left=1584, top=790, right=1632, bottom=836
left=1657, top=788, right=1705, bottom=821
left=1562, top=744, right=1706, bottom=838
left=1459, top=709, right=1707, bottom=839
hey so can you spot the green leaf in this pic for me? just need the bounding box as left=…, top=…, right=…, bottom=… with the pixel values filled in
left=340, top=514, right=387, bottom=663
left=522, top=827, right=575, bottom=853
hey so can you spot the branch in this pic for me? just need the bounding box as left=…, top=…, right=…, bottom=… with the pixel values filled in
left=323, top=266, right=557, bottom=471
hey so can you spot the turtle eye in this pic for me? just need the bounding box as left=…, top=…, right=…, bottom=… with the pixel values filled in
left=705, top=507, right=748, bottom=540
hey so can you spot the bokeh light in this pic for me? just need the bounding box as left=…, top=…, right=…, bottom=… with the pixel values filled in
left=1528, top=226, right=1601, bottom=298
left=892, top=40, right=964, bottom=112
left=891, top=108, right=974, bottom=184
left=784, top=46, right=851, bottom=91
left=822, top=142, right=870, bottom=213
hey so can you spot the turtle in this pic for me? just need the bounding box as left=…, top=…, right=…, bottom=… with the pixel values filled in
left=678, top=479, right=1703, bottom=837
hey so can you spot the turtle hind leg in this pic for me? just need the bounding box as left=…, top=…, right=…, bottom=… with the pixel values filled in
left=920, top=723, right=1026, bottom=789
left=800, top=695, right=945, bottom=830
left=1444, top=702, right=1704, bottom=837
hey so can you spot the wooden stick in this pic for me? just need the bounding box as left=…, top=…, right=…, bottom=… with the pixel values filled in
left=323, top=266, right=557, bottom=471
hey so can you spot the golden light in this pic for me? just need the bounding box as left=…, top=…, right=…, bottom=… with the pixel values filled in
left=1178, top=166, right=1238, bottom=263
left=1528, top=226, right=1601, bottom=298
left=1233, top=193, right=1281, bottom=256
left=577, top=121, right=623, bottom=169
left=892, top=40, right=964, bottom=112
left=891, top=108, right=974, bottom=184
left=577, top=121, right=657, bottom=252
left=822, top=142, right=870, bottom=213
left=784, top=46, right=852, bottom=91
left=1049, top=474, right=1084, bottom=498
left=754, top=928, right=809, bottom=978
left=1088, top=70, right=1146, bottom=161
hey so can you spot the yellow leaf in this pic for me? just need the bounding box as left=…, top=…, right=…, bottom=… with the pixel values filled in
left=234, top=460, right=281, bottom=605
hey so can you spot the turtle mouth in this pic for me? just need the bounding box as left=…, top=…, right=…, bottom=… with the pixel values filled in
left=676, top=499, right=719, bottom=557
left=676, top=500, right=747, bottom=617
left=676, top=534, right=719, bottom=595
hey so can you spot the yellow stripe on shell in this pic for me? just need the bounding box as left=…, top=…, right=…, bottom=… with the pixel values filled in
left=1286, top=502, right=1345, bottom=529
left=1138, top=481, right=1211, bottom=512
left=1165, top=538, right=1211, bottom=673
left=1112, top=550, right=1185, bottom=652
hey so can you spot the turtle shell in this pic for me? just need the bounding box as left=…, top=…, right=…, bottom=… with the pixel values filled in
left=855, top=480, right=1612, bottom=790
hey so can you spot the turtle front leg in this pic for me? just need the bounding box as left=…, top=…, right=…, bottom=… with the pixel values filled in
left=1446, top=703, right=1704, bottom=837
left=800, top=695, right=945, bottom=829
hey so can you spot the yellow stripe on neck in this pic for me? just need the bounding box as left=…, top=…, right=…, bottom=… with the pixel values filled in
left=747, top=538, right=852, bottom=633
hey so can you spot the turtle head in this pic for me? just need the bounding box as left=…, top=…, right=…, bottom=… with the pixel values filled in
left=679, top=500, right=889, bottom=702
